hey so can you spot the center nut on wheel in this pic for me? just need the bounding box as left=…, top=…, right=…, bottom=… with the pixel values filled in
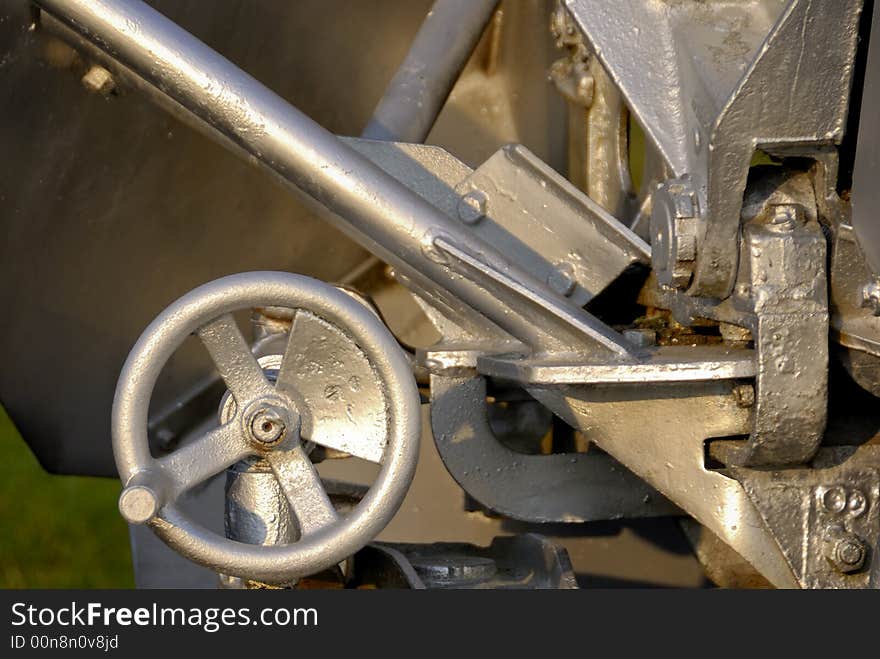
left=243, top=399, right=297, bottom=447
left=112, top=272, right=421, bottom=585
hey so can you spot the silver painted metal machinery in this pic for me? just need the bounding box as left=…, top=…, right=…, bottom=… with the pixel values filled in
left=113, top=273, right=420, bottom=583
left=8, top=0, right=880, bottom=587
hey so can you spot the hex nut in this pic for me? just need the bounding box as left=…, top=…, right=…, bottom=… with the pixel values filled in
left=822, top=523, right=868, bottom=575
left=650, top=178, right=700, bottom=289
left=828, top=534, right=867, bottom=573
left=81, top=65, right=116, bottom=95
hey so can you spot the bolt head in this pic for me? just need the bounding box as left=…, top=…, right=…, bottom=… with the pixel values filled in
left=650, top=180, right=699, bottom=290
left=119, top=484, right=159, bottom=524
left=457, top=190, right=488, bottom=224
left=823, top=525, right=868, bottom=574
left=547, top=261, right=578, bottom=297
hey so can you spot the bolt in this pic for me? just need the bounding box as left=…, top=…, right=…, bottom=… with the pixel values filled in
left=81, top=65, right=116, bottom=96
left=650, top=178, right=699, bottom=290
left=860, top=277, right=880, bottom=317
left=836, top=538, right=866, bottom=569
left=547, top=261, right=578, bottom=297
left=832, top=536, right=867, bottom=573
left=248, top=405, right=288, bottom=445
left=118, top=484, right=159, bottom=524
left=623, top=328, right=656, bottom=348
left=457, top=190, right=488, bottom=224
left=823, top=525, right=868, bottom=574
left=767, top=204, right=802, bottom=232
left=732, top=383, right=755, bottom=408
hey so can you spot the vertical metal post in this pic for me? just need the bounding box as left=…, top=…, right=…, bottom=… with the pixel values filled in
left=362, top=0, right=500, bottom=143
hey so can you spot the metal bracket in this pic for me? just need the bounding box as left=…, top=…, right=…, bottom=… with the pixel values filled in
left=345, top=137, right=648, bottom=357
left=566, top=0, right=864, bottom=298
left=429, top=374, right=678, bottom=523
left=732, top=446, right=880, bottom=589
left=477, top=344, right=755, bottom=386
left=728, top=177, right=829, bottom=466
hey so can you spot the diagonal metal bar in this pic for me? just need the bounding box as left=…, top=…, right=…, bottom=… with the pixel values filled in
left=266, top=445, right=338, bottom=538
left=197, top=314, right=273, bottom=404
left=362, top=0, right=500, bottom=143
left=34, top=0, right=631, bottom=356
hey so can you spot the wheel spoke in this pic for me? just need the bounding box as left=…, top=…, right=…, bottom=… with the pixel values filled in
left=276, top=311, right=388, bottom=463
left=158, top=422, right=252, bottom=496
left=266, top=444, right=338, bottom=537
left=197, top=314, right=273, bottom=403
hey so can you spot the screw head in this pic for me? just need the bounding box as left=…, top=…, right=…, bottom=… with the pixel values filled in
left=457, top=190, right=488, bottom=224
left=118, top=484, right=159, bottom=524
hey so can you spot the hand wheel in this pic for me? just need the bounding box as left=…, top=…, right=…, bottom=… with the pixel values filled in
left=112, top=271, right=420, bottom=584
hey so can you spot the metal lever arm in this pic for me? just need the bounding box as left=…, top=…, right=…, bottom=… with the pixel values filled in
left=35, top=0, right=632, bottom=358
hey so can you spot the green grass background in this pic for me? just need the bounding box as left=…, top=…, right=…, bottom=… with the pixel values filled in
left=0, top=405, right=133, bottom=588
